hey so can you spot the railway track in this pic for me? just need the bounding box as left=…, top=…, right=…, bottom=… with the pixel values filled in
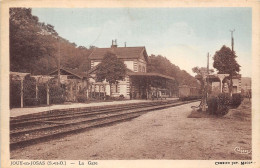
left=10, top=99, right=199, bottom=150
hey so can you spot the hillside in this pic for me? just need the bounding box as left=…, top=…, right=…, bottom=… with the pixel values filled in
left=147, top=55, right=200, bottom=88
left=10, top=8, right=92, bottom=75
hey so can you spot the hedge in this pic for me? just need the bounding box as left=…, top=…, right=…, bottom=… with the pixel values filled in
left=207, top=93, right=231, bottom=115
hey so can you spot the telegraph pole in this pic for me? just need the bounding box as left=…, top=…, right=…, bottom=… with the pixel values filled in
left=58, top=37, right=61, bottom=86
left=229, top=29, right=235, bottom=96
left=206, top=52, right=209, bottom=100
left=207, top=52, right=209, bottom=74
left=230, top=29, right=235, bottom=52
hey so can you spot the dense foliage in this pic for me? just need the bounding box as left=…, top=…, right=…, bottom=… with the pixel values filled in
left=10, top=8, right=92, bottom=75
left=231, top=93, right=243, bottom=108
left=207, top=96, right=218, bottom=114
left=213, top=45, right=240, bottom=95
left=192, top=67, right=214, bottom=93
left=207, top=93, right=231, bottom=115
left=96, top=52, right=127, bottom=96
left=49, top=85, right=66, bottom=104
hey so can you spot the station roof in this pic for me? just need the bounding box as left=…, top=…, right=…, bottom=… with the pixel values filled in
left=88, top=46, right=148, bottom=62
left=128, top=72, right=175, bottom=81
left=49, top=67, right=87, bottom=79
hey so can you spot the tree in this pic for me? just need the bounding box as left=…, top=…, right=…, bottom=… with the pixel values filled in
left=10, top=8, right=59, bottom=74
left=192, top=67, right=214, bottom=92
left=192, top=67, right=214, bottom=112
left=96, top=52, right=127, bottom=96
left=213, top=45, right=240, bottom=95
left=10, top=8, right=42, bottom=72
left=10, top=8, right=92, bottom=75
left=88, top=45, right=97, bottom=50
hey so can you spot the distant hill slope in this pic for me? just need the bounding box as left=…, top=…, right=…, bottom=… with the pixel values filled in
left=147, top=55, right=200, bottom=88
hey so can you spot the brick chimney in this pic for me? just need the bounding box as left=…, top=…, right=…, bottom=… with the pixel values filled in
left=111, top=39, right=118, bottom=48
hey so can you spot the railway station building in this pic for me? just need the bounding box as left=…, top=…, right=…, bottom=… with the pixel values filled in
left=88, top=41, right=176, bottom=99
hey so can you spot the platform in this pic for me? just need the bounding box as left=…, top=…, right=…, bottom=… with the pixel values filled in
left=10, top=98, right=178, bottom=118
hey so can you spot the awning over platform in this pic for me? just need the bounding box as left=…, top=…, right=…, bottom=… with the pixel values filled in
left=10, top=72, right=30, bottom=80
left=128, top=72, right=175, bottom=81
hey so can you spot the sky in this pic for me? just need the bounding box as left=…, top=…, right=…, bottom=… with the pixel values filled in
left=32, top=8, right=252, bottom=77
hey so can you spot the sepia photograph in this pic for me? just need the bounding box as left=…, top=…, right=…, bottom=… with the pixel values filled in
left=1, top=1, right=260, bottom=168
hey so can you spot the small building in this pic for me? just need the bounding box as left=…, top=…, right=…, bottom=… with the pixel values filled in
left=49, top=67, right=88, bottom=102
left=88, top=40, right=175, bottom=99
left=208, top=74, right=242, bottom=94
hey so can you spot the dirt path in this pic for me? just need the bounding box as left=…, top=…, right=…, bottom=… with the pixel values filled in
left=11, top=101, right=251, bottom=160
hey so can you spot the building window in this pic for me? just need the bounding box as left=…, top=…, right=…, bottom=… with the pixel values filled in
left=112, top=84, right=119, bottom=93
left=115, top=84, right=119, bottom=93
left=134, top=62, right=138, bottom=72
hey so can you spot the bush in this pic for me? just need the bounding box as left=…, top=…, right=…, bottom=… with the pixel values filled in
left=24, top=98, right=40, bottom=106
left=207, top=96, right=218, bottom=115
left=38, top=84, right=47, bottom=104
left=217, top=93, right=231, bottom=115
left=77, top=95, right=87, bottom=103
left=10, top=80, right=21, bottom=108
left=231, top=93, right=243, bottom=108
left=50, top=86, right=65, bottom=104
left=105, top=95, right=111, bottom=100
left=50, top=97, right=65, bottom=104
left=207, top=93, right=230, bottom=115
left=105, top=95, right=125, bottom=101
left=23, top=76, right=36, bottom=100
left=115, top=94, right=125, bottom=100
